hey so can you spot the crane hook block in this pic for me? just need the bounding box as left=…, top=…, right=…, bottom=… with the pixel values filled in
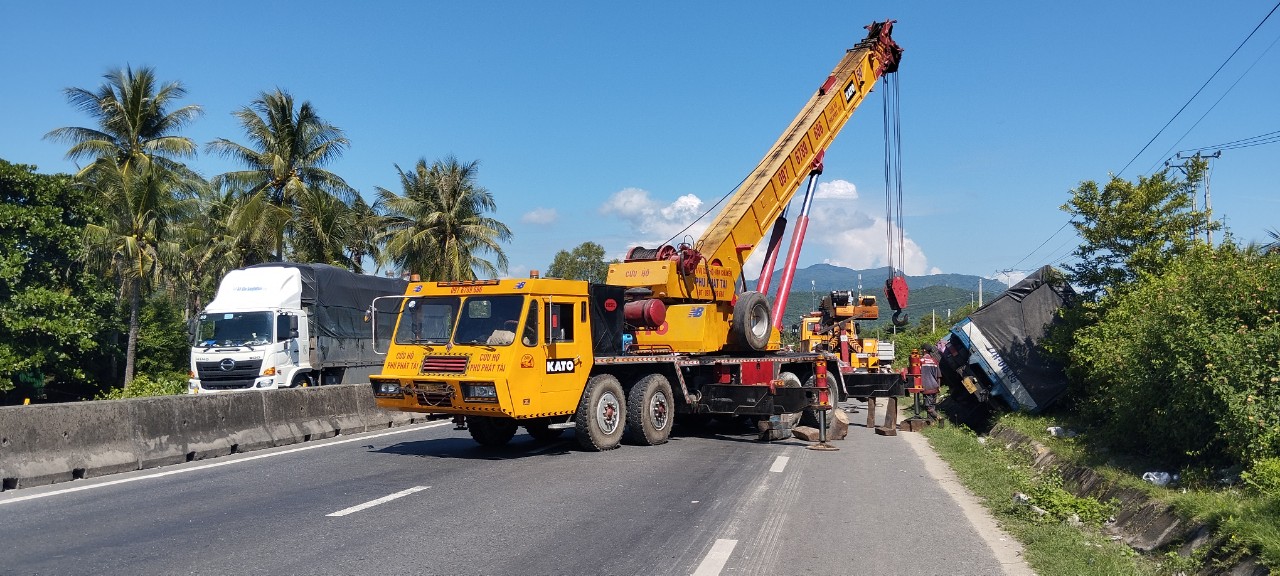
left=892, top=309, right=910, bottom=327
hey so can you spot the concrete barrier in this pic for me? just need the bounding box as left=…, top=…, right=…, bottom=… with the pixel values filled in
left=0, top=384, right=419, bottom=492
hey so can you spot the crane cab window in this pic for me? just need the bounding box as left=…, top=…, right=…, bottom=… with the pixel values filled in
left=548, top=302, right=574, bottom=342
left=523, top=301, right=539, bottom=346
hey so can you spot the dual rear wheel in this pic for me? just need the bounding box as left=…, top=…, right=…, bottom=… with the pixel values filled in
left=574, top=373, right=675, bottom=451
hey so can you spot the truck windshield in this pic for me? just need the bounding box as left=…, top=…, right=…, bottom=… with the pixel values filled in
left=195, top=312, right=273, bottom=347
left=394, top=295, right=526, bottom=347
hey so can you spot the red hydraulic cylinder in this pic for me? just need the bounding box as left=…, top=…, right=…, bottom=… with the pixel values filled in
left=770, top=157, right=824, bottom=330
left=755, top=214, right=788, bottom=296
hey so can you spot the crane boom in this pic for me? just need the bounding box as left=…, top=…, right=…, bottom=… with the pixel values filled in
left=697, top=21, right=902, bottom=271
left=605, top=21, right=902, bottom=354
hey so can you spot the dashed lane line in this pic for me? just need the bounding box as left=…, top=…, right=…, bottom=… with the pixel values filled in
left=327, top=486, right=430, bottom=517
left=769, top=455, right=789, bottom=473
left=691, top=539, right=738, bottom=576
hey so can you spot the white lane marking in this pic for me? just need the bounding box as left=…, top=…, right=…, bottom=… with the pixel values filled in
left=769, top=455, right=789, bottom=473
left=0, top=421, right=453, bottom=506
left=327, top=486, right=429, bottom=517
left=691, top=538, right=737, bottom=576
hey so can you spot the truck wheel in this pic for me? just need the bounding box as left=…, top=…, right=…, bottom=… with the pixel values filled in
left=468, top=416, right=518, bottom=447
left=625, top=374, right=674, bottom=445
left=525, top=419, right=565, bottom=442
left=575, top=374, right=626, bottom=451
left=291, top=373, right=313, bottom=388
left=730, top=291, right=771, bottom=351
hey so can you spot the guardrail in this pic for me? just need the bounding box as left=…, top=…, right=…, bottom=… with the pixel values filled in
left=0, top=384, right=420, bottom=491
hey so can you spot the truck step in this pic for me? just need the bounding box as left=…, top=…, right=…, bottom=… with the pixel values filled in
left=546, top=422, right=576, bottom=430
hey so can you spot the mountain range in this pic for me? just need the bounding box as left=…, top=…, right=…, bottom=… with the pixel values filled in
left=754, top=264, right=1009, bottom=332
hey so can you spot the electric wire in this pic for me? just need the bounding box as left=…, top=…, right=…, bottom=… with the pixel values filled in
left=1117, top=0, right=1280, bottom=177
left=1146, top=30, right=1280, bottom=174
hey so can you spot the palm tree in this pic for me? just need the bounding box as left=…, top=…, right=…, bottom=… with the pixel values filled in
left=1266, top=228, right=1280, bottom=254
left=45, top=66, right=201, bottom=181
left=45, top=66, right=201, bottom=388
left=82, top=163, right=192, bottom=387
left=206, top=89, right=354, bottom=259
left=345, top=196, right=385, bottom=274
left=377, top=157, right=511, bottom=281
left=290, top=185, right=356, bottom=268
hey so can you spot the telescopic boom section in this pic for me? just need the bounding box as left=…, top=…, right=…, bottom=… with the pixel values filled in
left=696, top=20, right=902, bottom=282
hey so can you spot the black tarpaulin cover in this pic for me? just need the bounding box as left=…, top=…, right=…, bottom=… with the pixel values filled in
left=951, top=265, right=1075, bottom=412
left=247, top=263, right=407, bottom=366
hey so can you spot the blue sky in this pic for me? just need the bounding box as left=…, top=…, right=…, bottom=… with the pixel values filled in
left=4, top=2, right=1278, bottom=285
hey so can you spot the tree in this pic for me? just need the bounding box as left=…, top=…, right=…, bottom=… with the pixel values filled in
left=206, top=89, right=354, bottom=259
left=546, top=242, right=614, bottom=283
left=45, top=66, right=202, bottom=388
left=44, top=66, right=201, bottom=182
left=1060, top=163, right=1217, bottom=299
left=81, top=161, right=193, bottom=387
left=377, top=157, right=511, bottom=281
left=0, top=159, right=116, bottom=402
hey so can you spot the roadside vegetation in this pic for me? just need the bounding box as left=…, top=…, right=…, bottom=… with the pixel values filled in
left=890, top=159, right=1280, bottom=571
left=1, top=66, right=513, bottom=402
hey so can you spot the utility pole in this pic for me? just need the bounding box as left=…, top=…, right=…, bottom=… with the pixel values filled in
left=1169, top=150, right=1221, bottom=245
left=978, top=278, right=983, bottom=308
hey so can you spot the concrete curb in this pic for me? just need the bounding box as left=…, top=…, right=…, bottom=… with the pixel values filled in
left=989, top=425, right=1269, bottom=576
left=0, top=384, right=416, bottom=492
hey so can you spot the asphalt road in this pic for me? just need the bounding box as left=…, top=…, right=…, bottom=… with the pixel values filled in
left=1, top=407, right=1029, bottom=576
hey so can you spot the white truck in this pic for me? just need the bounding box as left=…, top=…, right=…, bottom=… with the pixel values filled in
left=188, top=263, right=407, bottom=393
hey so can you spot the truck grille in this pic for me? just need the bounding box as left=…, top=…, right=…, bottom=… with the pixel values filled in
left=412, top=381, right=454, bottom=407
left=196, top=359, right=263, bottom=390
left=421, top=355, right=468, bottom=374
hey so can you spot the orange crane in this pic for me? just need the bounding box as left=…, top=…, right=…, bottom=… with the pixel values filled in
left=369, top=21, right=906, bottom=451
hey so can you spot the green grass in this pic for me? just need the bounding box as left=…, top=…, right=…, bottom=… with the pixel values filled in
left=991, top=411, right=1280, bottom=570
left=922, top=421, right=1192, bottom=575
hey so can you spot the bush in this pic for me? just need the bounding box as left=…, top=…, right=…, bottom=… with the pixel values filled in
left=1069, top=242, right=1280, bottom=470
left=96, top=372, right=187, bottom=399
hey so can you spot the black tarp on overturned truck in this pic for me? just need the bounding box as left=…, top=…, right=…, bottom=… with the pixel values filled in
left=936, top=265, right=1076, bottom=422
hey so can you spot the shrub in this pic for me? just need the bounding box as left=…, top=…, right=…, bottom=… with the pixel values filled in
left=96, top=372, right=187, bottom=399
left=1069, top=242, right=1280, bottom=469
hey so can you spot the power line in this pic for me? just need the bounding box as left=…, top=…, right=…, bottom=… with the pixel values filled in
left=1146, top=30, right=1280, bottom=174
left=1118, top=0, right=1280, bottom=177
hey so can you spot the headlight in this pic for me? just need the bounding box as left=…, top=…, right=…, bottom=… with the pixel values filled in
left=464, top=382, right=498, bottom=403
left=372, top=379, right=403, bottom=396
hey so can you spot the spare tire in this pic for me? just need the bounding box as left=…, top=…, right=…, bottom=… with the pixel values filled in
left=730, top=291, right=771, bottom=351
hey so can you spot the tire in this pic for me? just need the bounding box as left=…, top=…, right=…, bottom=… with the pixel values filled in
left=575, top=374, right=627, bottom=451
left=800, top=372, right=839, bottom=435
left=291, top=373, right=313, bottom=388
left=625, top=374, right=674, bottom=446
left=730, top=291, right=772, bottom=351
left=468, top=416, right=518, bottom=447
left=525, top=419, right=565, bottom=442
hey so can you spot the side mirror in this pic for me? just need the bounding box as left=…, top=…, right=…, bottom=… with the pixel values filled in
left=289, top=315, right=299, bottom=339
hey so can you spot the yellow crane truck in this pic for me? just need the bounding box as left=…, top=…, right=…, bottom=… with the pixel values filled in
left=369, top=21, right=905, bottom=451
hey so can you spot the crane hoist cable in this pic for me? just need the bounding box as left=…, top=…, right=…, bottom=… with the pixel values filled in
left=882, top=71, right=909, bottom=326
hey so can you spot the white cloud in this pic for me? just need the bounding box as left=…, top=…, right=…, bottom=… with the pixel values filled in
left=595, top=179, right=935, bottom=278
left=806, top=180, right=933, bottom=275
left=521, top=207, right=558, bottom=225
left=599, top=187, right=707, bottom=246
left=814, top=180, right=857, bottom=200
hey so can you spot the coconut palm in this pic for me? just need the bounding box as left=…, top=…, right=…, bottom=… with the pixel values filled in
left=45, top=66, right=201, bottom=181
left=45, top=66, right=201, bottom=388
left=290, top=185, right=356, bottom=268
left=206, top=89, right=354, bottom=259
left=82, top=163, right=193, bottom=387
left=377, top=157, right=511, bottom=281
left=345, top=196, right=386, bottom=274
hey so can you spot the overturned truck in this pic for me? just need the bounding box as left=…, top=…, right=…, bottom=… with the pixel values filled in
left=936, top=266, right=1076, bottom=422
